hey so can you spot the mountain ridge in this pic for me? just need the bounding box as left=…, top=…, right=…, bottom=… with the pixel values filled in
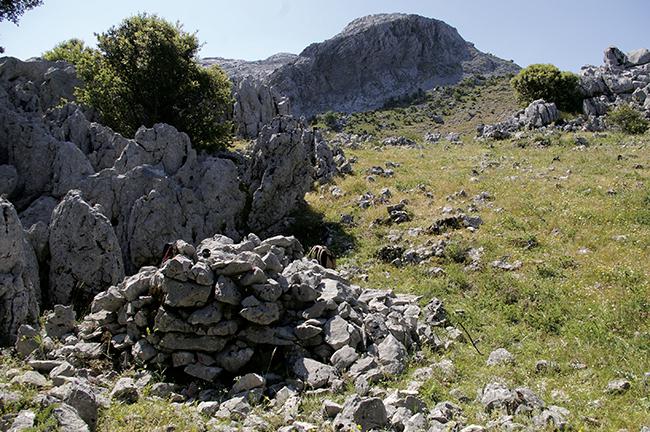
left=205, top=13, right=520, bottom=119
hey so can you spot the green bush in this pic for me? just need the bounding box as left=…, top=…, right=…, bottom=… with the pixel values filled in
left=43, top=14, right=233, bottom=152
left=607, top=104, right=649, bottom=134
left=320, top=111, right=341, bottom=130
left=510, top=64, right=581, bottom=112
left=42, top=38, right=90, bottom=64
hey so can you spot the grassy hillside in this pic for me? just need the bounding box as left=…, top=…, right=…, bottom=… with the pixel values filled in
left=321, top=75, right=520, bottom=139
left=296, top=127, right=650, bottom=428
left=2, top=77, right=648, bottom=432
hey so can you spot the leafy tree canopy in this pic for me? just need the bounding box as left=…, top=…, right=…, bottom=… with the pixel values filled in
left=510, top=64, right=582, bottom=112
left=0, top=0, right=43, bottom=24
left=43, top=14, right=233, bottom=151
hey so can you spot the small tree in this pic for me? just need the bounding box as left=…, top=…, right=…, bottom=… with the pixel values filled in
left=607, top=104, right=649, bottom=134
left=42, top=38, right=93, bottom=64
left=0, top=0, right=43, bottom=23
left=43, top=14, right=234, bottom=152
left=511, top=64, right=581, bottom=112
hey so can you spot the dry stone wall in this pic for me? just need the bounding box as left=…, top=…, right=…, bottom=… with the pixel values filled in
left=68, top=234, right=445, bottom=389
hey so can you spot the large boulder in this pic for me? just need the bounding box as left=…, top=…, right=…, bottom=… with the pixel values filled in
left=522, top=99, right=560, bottom=128
left=245, top=116, right=316, bottom=234
left=232, top=77, right=290, bottom=138
left=48, top=190, right=124, bottom=309
left=627, top=48, right=650, bottom=66
left=604, top=46, right=628, bottom=68
left=0, top=198, right=40, bottom=344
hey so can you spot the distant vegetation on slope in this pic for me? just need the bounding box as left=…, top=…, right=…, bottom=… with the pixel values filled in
left=314, top=74, right=519, bottom=139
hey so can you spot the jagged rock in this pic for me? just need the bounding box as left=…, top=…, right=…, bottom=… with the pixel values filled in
left=49, top=382, right=98, bottom=430
left=532, top=405, right=570, bottom=431
left=239, top=298, right=280, bottom=325
left=53, top=403, right=90, bottom=432
left=11, top=371, right=48, bottom=388
left=0, top=164, right=17, bottom=196
left=627, top=48, right=650, bottom=66
left=578, top=46, right=650, bottom=119
left=184, top=363, right=223, bottom=381
left=18, top=196, right=59, bottom=230
left=292, top=357, right=337, bottom=389
left=323, top=399, right=343, bottom=418
left=110, top=377, right=139, bottom=404
left=324, top=316, right=355, bottom=350
left=523, top=100, right=560, bottom=128
left=583, top=96, right=609, bottom=117
left=73, top=342, right=103, bottom=359
left=161, top=278, right=212, bottom=308
left=44, top=305, right=76, bottom=339
left=381, top=136, right=418, bottom=147
left=115, top=123, right=195, bottom=175
left=0, top=57, right=332, bottom=298
left=213, top=275, right=244, bottom=305
left=49, top=361, right=76, bottom=386
left=213, top=396, right=251, bottom=420
left=377, top=334, right=408, bottom=374
left=48, top=190, right=124, bottom=309
left=132, top=339, right=157, bottom=362
left=334, top=395, right=388, bottom=432
left=424, top=132, right=442, bottom=143
left=232, top=76, right=290, bottom=138
left=605, top=378, right=631, bottom=394
left=215, top=345, right=255, bottom=373
left=8, top=409, right=35, bottom=431
left=330, top=346, right=359, bottom=371
left=15, top=324, right=40, bottom=358
left=232, top=373, right=265, bottom=393
left=480, top=382, right=517, bottom=413
left=0, top=198, right=40, bottom=345
left=245, top=117, right=316, bottom=234
left=604, top=46, right=628, bottom=68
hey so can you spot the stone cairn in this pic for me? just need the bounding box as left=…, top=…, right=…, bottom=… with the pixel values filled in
left=60, top=233, right=447, bottom=393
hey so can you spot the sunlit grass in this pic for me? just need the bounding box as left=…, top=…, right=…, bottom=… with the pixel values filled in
left=301, top=130, right=650, bottom=429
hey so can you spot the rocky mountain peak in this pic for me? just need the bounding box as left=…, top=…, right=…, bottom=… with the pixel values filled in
left=337, top=13, right=413, bottom=37
left=269, top=13, right=519, bottom=118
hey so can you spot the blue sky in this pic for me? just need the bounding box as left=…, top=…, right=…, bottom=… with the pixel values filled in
left=1, top=0, right=649, bottom=71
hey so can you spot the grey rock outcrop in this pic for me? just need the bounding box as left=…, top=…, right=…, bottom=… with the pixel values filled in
left=266, top=14, right=520, bottom=118
left=48, top=190, right=124, bottom=309
left=245, top=116, right=318, bottom=234
left=201, top=53, right=298, bottom=83
left=579, top=46, right=650, bottom=119
left=477, top=99, right=560, bottom=139
left=0, top=198, right=40, bottom=344
left=232, top=77, right=290, bottom=138
left=0, top=57, right=343, bottom=340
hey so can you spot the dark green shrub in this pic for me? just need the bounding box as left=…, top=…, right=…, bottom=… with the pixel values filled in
left=510, top=64, right=581, bottom=112
left=320, top=111, right=341, bottom=130
left=607, top=104, right=649, bottom=134
left=43, top=14, right=233, bottom=152
left=0, top=0, right=42, bottom=23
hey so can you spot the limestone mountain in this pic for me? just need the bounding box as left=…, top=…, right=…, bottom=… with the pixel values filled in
left=208, top=13, right=520, bottom=121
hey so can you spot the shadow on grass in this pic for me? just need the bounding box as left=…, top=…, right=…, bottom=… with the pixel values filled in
left=283, top=201, right=358, bottom=257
